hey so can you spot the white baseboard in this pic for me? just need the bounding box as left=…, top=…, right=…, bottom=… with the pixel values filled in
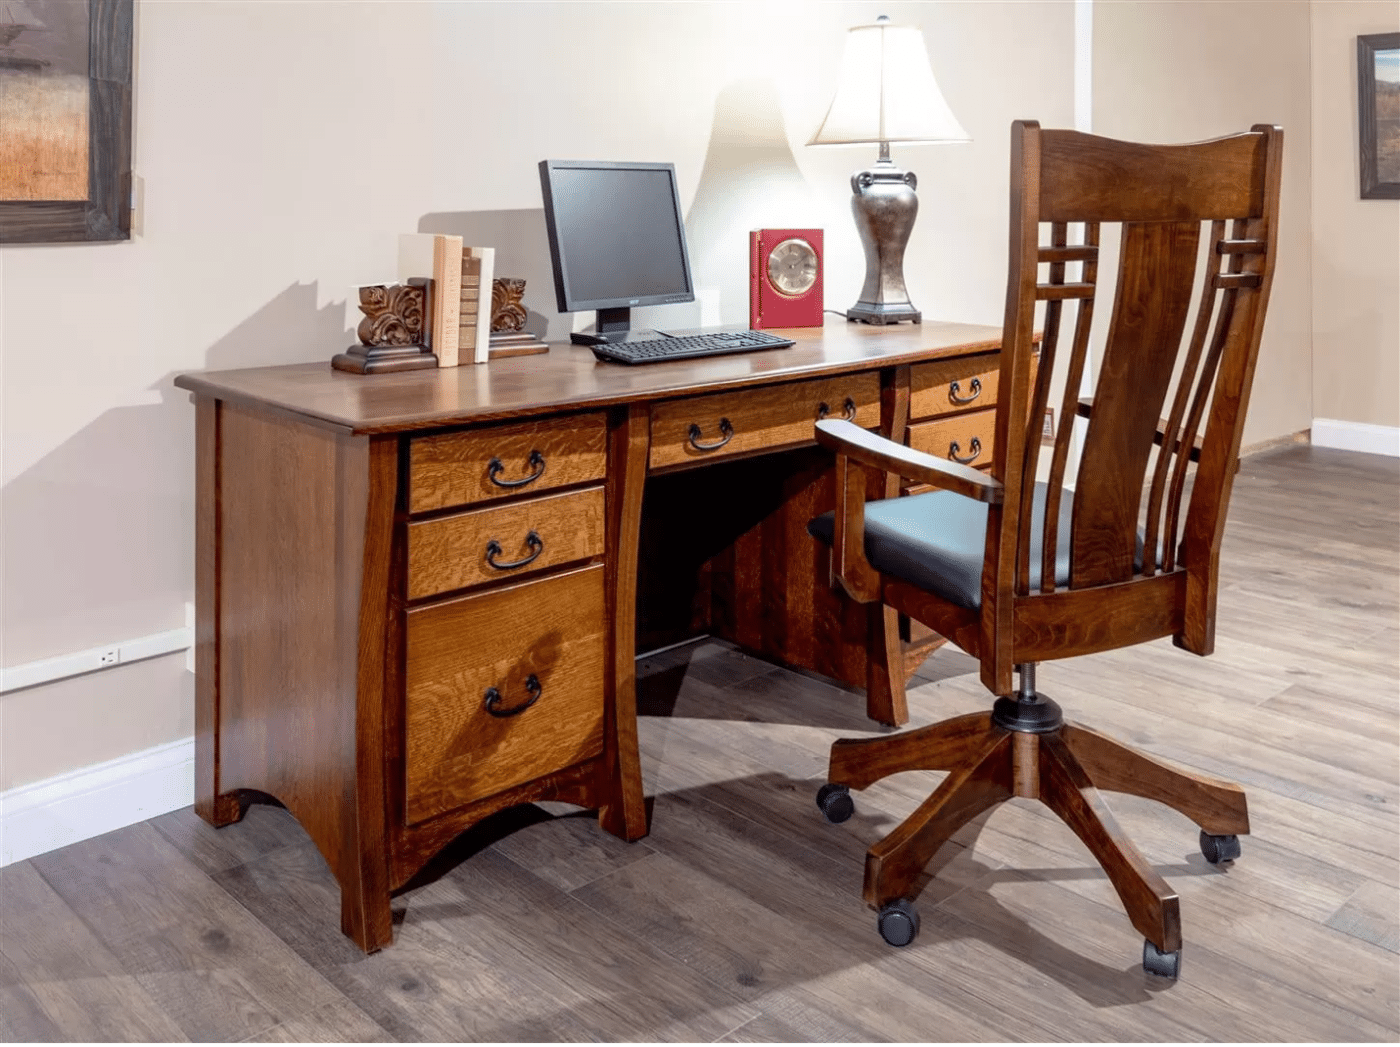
left=1311, top=418, right=1400, bottom=458
left=0, top=736, right=194, bottom=867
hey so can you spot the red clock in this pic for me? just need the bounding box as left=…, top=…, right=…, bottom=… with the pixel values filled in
left=750, top=228, right=823, bottom=329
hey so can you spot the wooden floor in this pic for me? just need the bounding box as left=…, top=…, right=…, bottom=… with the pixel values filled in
left=3, top=444, right=1397, bottom=1042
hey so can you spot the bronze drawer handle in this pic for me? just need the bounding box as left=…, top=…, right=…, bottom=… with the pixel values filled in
left=949, top=377, right=982, bottom=405
left=485, top=530, right=544, bottom=570
left=483, top=674, right=542, bottom=718
left=687, top=418, right=734, bottom=452
left=949, top=437, right=982, bottom=464
left=487, top=450, right=546, bottom=489
left=817, top=398, right=858, bottom=422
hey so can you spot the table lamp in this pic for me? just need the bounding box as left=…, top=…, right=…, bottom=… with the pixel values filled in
left=809, top=14, right=970, bottom=324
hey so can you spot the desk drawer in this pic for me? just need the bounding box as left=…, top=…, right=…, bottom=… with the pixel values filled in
left=404, top=564, right=606, bottom=824
left=649, top=373, right=880, bottom=471
left=907, top=408, right=996, bottom=472
left=909, top=352, right=1000, bottom=421
left=406, top=486, right=605, bottom=600
left=409, top=412, right=607, bottom=513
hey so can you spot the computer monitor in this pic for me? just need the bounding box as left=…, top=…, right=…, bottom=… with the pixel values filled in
left=539, top=159, right=695, bottom=345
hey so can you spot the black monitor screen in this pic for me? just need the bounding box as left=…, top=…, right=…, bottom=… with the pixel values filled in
left=540, top=161, right=694, bottom=311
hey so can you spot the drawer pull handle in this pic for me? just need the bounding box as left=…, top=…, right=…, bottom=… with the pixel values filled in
left=687, top=418, right=734, bottom=452
left=949, top=437, right=983, bottom=465
left=817, top=398, right=858, bottom=422
left=485, top=530, right=544, bottom=570
left=487, top=450, right=546, bottom=489
left=948, top=377, right=982, bottom=405
left=483, top=674, right=542, bottom=718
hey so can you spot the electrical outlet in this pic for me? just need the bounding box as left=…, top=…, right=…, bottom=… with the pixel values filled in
left=1041, top=408, right=1056, bottom=445
left=99, top=647, right=120, bottom=667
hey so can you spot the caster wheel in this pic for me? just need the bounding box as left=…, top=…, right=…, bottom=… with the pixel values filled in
left=1142, top=939, right=1181, bottom=979
left=1200, top=830, right=1241, bottom=864
left=877, top=899, right=920, bottom=947
left=816, top=783, right=854, bottom=824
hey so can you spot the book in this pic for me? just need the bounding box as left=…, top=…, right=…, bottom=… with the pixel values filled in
left=398, top=233, right=464, bottom=367
left=459, top=246, right=495, bottom=365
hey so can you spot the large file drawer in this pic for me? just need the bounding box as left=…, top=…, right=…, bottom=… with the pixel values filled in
left=408, top=412, right=608, bottom=513
left=649, top=373, right=880, bottom=471
left=403, top=564, right=607, bottom=824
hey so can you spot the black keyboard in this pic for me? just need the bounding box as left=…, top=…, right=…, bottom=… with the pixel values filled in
left=591, top=329, right=795, bottom=364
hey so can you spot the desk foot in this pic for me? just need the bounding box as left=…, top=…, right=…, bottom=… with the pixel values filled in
left=340, top=880, right=394, bottom=954
left=195, top=791, right=243, bottom=828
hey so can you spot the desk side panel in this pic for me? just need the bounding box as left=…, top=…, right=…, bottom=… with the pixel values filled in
left=213, top=402, right=394, bottom=946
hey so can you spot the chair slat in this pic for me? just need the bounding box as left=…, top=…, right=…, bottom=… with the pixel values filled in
left=1039, top=222, right=1100, bottom=593
left=1038, top=245, right=1099, bottom=263
left=1212, top=272, right=1262, bottom=289
left=1216, top=238, right=1267, bottom=254
left=1071, top=221, right=1200, bottom=588
left=1036, top=283, right=1096, bottom=300
left=1018, top=223, right=1068, bottom=595
left=1143, top=219, right=1227, bottom=576
left=1162, top=220, right=1248, bottom=571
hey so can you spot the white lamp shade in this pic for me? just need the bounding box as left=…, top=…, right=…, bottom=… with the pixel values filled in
left=808, top=18, right=970, bottom=146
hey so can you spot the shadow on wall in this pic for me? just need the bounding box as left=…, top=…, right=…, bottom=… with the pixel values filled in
left=1, top=283, right=351, bottom=664
left=418, top=209, right=561, bottom=343
left=686, top=76, right=821, bottom=327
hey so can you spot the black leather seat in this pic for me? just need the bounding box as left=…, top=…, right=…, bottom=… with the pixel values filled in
left=808, top=483, right=1074, bottom=609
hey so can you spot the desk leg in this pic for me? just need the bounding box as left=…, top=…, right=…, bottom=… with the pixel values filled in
left=600, top=403, right=650, bottom=840
left=194, top=397, right=241, bottom=826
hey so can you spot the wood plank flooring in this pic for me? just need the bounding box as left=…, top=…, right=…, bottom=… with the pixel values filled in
left=3, top=444, right=1397, bottom=1042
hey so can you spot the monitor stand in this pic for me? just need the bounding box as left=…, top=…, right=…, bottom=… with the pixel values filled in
left=569, top=306, right=665, bottom=346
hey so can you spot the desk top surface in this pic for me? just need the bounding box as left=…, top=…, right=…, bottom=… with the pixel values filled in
left=174, top=317, right=1005, bottom=435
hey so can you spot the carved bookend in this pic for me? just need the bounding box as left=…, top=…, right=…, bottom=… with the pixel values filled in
left=487, top=277, right=548, bottom=358
left=490, top=278, right=528, bottom=333
left=332, top=280, right=439, bottom=374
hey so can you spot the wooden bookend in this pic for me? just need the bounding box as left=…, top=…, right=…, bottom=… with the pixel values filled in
left=332, top=280, right=438, bottom=374
left=487, top=277, right=548, bottom=359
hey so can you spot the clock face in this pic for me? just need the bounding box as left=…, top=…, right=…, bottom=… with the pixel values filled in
left=766, top=238, right=819, bottom=297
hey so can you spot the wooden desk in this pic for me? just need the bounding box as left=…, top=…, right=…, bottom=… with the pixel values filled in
left=174, top=317, right=1008, bottom=952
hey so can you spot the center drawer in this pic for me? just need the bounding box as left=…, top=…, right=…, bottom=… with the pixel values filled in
left=404, top=564, right=606, bottom=825
left=649, top=372, right=880, bottom=471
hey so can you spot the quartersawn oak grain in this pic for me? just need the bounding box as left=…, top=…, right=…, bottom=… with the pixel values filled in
left=404, top=564, right=607, bottom=824
left=649, top=372, right=880, bottom=472
left=908, top=352, right=1001, bottom=420
left=406, top=485, right=605, bottom=598
left=408, top=412, right=607, bottom=513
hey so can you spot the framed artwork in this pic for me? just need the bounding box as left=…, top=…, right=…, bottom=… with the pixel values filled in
left=1358, top=32, right=1400, bottom=200
left=0, top=0, right=133, bottom=243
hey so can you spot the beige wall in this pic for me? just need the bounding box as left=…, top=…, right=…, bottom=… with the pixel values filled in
left=1311, top=1, right=1399, bottom=428
left=1093, top=0, right=1316, bottom=448
left=0, top=1, right=1075, bottom=790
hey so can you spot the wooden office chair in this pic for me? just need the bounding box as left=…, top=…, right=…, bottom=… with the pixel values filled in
left=807, top=120, right=1283, bottom=978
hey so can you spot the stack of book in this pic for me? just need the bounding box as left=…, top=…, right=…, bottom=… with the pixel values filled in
left=398, top=234, right=495, bottom=366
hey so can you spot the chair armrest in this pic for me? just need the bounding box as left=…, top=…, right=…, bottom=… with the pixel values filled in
left=814, top=419, right=1005, bottom=505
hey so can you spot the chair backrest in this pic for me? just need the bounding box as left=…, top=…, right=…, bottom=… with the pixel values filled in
left=979, top=120, right=1284, bottom=695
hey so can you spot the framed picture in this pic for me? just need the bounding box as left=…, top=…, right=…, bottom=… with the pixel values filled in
left=1358, top=32, right=1400, bottom=200
left=0, top=0, right=133, bottom=243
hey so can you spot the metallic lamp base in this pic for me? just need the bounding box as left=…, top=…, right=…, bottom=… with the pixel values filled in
left=847, top=154, right=921, bottom=325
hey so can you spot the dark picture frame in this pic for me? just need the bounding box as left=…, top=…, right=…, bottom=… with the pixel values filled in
left=0, top=0, right=133, bottom=243
left=1358, top=31, right=1400, bottom=200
